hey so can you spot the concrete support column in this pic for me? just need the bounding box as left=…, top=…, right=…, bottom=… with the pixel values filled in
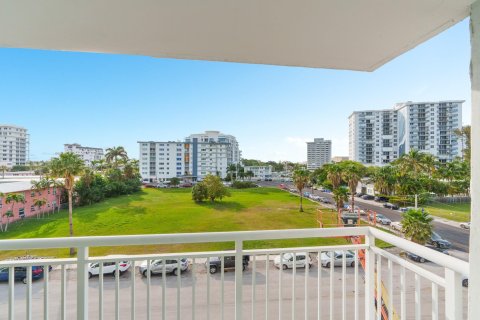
left=469, top=1, right=480, bottom=319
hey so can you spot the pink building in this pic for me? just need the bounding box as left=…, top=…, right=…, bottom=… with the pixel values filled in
left=0, top=180, right=62, bottom=224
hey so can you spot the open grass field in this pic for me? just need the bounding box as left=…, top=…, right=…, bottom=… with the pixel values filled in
left=0, top=187, right=350, bottom=259
left=424, top=202, right=471, bottom=222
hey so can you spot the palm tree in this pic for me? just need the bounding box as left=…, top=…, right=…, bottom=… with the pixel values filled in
left=4, top=193, right=26, bottom=232
left=227, top=164, right=237, bottom=181
left=341, top=161, right=366, bottom=219
left=292, top=168, right=310, bottom=212
left=49, top=152, right=85, bottom=255
left=332, top=186, right=349, bottom=212
left=0, top=165, right=8, bottom=179
left=324, top=163, right=343, bottom=190
left=368, top=165, right=397, bottom=196
left=0, top=192, right=4, bottom=231
left=51, top=179, right=64, bottom=213
left=105, top=146, right=128, bottom=167
left=401, top=209, right=433, bottom=244
left=33, top=198, right=47, bottom=219
left=454, top=125, right=471, bottom=162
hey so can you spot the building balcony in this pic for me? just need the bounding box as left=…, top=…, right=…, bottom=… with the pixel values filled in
left=0, top=227, right=468, bottom=320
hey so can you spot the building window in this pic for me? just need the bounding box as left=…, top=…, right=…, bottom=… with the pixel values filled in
left=19, top=208, right=25, bottom=218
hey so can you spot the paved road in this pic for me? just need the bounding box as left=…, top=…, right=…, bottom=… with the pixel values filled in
left=258, top=182, right=470, bottom=253
left=0, top=257, right=466, bottom=319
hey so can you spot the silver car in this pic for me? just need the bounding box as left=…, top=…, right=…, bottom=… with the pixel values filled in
left=320, top=251, right=356, bottom=268
left=139, top=258, right=189, bottom=277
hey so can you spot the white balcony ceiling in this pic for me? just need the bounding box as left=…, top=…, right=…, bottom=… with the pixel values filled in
left=0, top=0, right=474, bottom=71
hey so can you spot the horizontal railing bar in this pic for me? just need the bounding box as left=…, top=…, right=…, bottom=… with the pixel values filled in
left=0, top=245, right=368, bottom=266
left=0, top=227, right=369, bottom=250
left=0, top=258, right=76, bottom=267
left=369, top=227, right=469, bottom=276
left=371, top=247, right=446, bottom=287
left=243, top=244, right=368, bottom=255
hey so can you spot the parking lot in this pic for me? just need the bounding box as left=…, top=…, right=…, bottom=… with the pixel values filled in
left=0, top=251, right=468, bottom=320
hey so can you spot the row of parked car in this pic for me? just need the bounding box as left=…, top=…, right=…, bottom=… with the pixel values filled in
left=86, top=251, right=361, bottom=281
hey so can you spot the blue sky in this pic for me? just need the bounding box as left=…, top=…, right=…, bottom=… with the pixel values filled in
left=0, top=19, right=471, bottom=162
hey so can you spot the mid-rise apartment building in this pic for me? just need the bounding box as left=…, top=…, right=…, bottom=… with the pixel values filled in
left=243, top=166, right=273, bottom=180
left=349, top=100, right=463, bottom=165
left=0, top=125, right=29, bottom=167
left=64, top=143, right=104, bottom=166
left=306, top=138, right=332, bottom=170
left=139, top=131, right=240, bottom=182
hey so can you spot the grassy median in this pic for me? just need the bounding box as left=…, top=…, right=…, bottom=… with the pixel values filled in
left=0, top=187, right=353, bottom=259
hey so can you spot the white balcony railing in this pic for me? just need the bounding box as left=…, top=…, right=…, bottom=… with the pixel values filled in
left=0, top=227, right=469, bottom=320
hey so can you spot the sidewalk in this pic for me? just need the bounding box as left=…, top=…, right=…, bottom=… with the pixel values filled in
left=354, top=197, right=467, bottom=229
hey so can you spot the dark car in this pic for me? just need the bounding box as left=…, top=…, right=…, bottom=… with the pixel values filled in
left=361, top=195, right=375, bottom=200
left=374, top=196, right=389, bottom=202
left=428, top=232, right=452, bottom=249
left=0, top=266, right=45, bottom=284
left=206, top=255, right=249, bottom=274
left=383, top=203, right=399, bottom=210
left=406, top=246, right=449, bottom=263
left=355, top=193, right=365, bottom=198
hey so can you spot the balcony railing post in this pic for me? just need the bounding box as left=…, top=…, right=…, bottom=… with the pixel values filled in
left=235, top=240, right=243, bottom=320
left=77, top=246, right=89, bottom=320
left=444, top=268, right=463, bottom=320
left=364, top=232, right=376, bottom=320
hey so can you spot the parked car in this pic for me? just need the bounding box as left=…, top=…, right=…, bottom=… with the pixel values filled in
left=460, top=222, right=471, bottom=229
left=273, top=252, right=312, bottom=270
left=206, top=255, right=249, bottom=274
left=399, top=206, right=416, bottom=213
left=383, top=203, right=399, bottom=210
left=88, top=258, right=132, bottom=278
left=428, top=232, right=452, bottom=249
left=361, top=195, right=375, bottom=200
left=375, top=214, right=392, bottom=225
left=406, top=246, right=449, bottom=263
left=139, top=258, right=189, bottom=277
left=319, top=197, right=331, bottom=204
left=319, top=251, right=356, bottom=268
left=303, top=191, right=311, bottom=197
left=390, top=221, right=403, bottom=231
left=0, top=266, right=45, bottom=284
left=374, top=196, right=389, bottom=202
left=355, top=192, right=365, bottom=198
left=310, top=195, right=321, bottom=201
left=180, top=183, right=193, bottom=188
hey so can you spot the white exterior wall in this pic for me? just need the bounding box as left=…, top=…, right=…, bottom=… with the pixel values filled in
left=306, top=138, right=332, bottom=170
left=0, top=125, right=29, bottom=167
left=187, top=142, right=229, bottom=180
left=350, top=101, right=463, bottom=166
left=64, top=143, right=104, bottom=166
left=244, top=166, right=273, bottom=180
left=138, top=141, right=186, bottom=182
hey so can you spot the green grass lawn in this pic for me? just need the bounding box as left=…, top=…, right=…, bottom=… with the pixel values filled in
left=0, top=188, right=352, bottom=259
left=424, top=202, right=471, bottom=222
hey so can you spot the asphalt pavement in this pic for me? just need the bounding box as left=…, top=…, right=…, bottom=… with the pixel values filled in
left=258, top=181, right=470, bottom=253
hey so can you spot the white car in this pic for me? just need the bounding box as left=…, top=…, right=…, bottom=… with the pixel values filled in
left=88, top=257, right=132, bottom=278
left=274, top=252, right=312, bottom=270
left=391, top=221, right=403, bottom=232
left=320, top=251, right=356, bottom=268
left=139, top=258, right=189, bottom=277
left=460, top=222, right=470, bottom=229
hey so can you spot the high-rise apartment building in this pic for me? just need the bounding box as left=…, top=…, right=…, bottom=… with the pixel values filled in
left=64, top=143, right=104, bottom=167
left=306, top=138, right=332, bottom=170
left=139, top=131, right=240, bottom=182
left=0, top=125, right=29, bottom=167
left=349, top=100, right=463, bottom=165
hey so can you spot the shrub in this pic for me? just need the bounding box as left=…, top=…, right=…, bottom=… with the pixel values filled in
left=203, top=175, right=231, bottom=202
left=231, top=181, right=257, bottom=189
left=192, top=182, right=208, bottom=202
